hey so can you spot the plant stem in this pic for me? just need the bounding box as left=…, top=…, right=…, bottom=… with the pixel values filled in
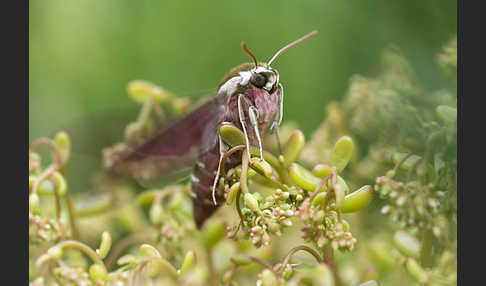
left=279, top=245, right=322, bottom=273
left=57, top=240, right=105, bottom=266
left=420, top=228, right=433, bottom=268
left=321, top=244, right=343, bottom=286
left=105, top=232, right=151, bottom=270
left=64, top=191, right=79, bottom=240
left=206, top=247, right=217, bottom=286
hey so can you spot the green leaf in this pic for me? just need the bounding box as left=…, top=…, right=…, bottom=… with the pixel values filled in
left=393, top=231, right=421, bottom=259
left=436, top=105, right=457, bottom=124
left=288, top=163, right=325, bottom=192
left=220, top=124, right=247, bottom=147
left=282, top=130, right=305, bottom=167
left=330, top=136, right=354, bottom=173
left=341, top=185, right=374, bottom=213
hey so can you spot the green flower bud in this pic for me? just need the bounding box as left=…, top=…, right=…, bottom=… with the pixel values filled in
left=29, top=193, right=40, bottom=213
left=222, top=269, right=234, bottom=283
left=135, top=190, right=158, bottom=206
left=330, top=136, right=354, bottom=173
left=288, top=163, right=325, bottom=192
left=334, top=177, right=347, bottom=209
left=406, top=258, right=428, bottom=283
left=282, top=264, right=293, bottom=280
left=117, top=254, right=138, bottom=266
left=29, top=175, right=37, bottom=190
left=35, top=254, right=50, bottom=268
left=312, top=192, right=327, bottom=207
left=251, top=158, right=273, bottom=178
left=282, top=130, right=305, bottom=167
left=436, top=105, right=457, bottom=124
left=340, top=185, right=374, bottom=213
left=230, top=255, right=252, bottom=266
left=393, top=231, right=420, bottom=259
left=150, top=203, right=164, bottom=226
left=74, top=192, right=111, bottom=217
left=140, top=244, right=162, bottom=258
left=52, top=171, right=67, bottom=196
left=226, top=182, right=240, bottom=205
left=312, top=164, right=333, bottom=178
left=127, top=80, right=171, bottom=104
left=36, top=179, right=53, bottom=195
left=47, top=245, right=63, bottom=260
left=391, top=153, right=422, bottom=171
left=244, top=193, right=260, bottom=212
left=202, top=220, right=225, bottom=249
left=171, top=98, right=192, bottom=115
left=89, top=264, right=108, bottom=282
left=96, top=231, right=112, bottom=259
left=178, top=250, right=197, bottom=277
left=220, top=124, right=247, bottom=147
left=148, top=257, right=178, bottom=278
left=260, top=269, right=278, bottom=286
left=54, top=131, right=71, bottom=166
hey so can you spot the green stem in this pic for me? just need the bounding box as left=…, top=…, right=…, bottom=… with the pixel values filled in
left=279, top=245, right=323, bottom=273
left=57, top=240, right=105, bottom=266
left=420, top=228, right=433, bottom=268
left=64, top=191, right=79, bottom=240
left=321, top=243, right=342, bottom=286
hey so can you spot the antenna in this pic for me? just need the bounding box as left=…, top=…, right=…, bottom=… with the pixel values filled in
left=267, top=30, right=318, bottom=66
left=241, top=41, right=258, bottom=68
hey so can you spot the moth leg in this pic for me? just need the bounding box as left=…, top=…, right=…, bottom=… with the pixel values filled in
left=270, top=83, right=284, bottom=154
left=238, top=94, right=252, bottom=159
left=249, top=106, right=264, bottom=161
left=211, top=134, right=226, bottom=205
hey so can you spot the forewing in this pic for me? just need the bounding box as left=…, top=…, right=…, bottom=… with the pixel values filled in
left=108, top=95, right=223, bottom=187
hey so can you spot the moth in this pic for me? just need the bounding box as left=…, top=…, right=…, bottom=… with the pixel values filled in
left=111, top=31, right=318, bottom=228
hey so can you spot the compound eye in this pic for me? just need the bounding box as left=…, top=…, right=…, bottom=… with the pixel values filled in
left=250, top=73, right=267, bottom=88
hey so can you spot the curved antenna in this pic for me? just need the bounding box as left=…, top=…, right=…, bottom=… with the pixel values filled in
left=267, top=30, right=318, bottom=66
left=241, top=41, right=258, bottom=68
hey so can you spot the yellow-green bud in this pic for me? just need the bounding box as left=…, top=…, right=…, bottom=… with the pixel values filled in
left=178, top=250, right=197, bottom=277
left=282, top=130, right=305, bottom=167
left=220, top=124, right=247, bottom=147
left=288, top=163, right=324, bottom=192
left=127, top=80, right=171, bottom=104
left=330, top=136, right=354, bottom=173
left=393, top=231, right=420, bottom=259
left=341, top=185, right=374, bottom=213
left=251, top=158, right=273, bottom=178
left=29, top=193, right=40, bottom=213
left=96, top=231, right=112, bottom=259
left=54, top=131, right=71, bottom=166
left=140, top=244, right=162, bottom=258
left=52, top=171, right=67, bottom=196
left=226, top=182, right=240, bottom=205
left=149, top=203, right=164, bottom=226
left=47, top=246, right=63, bottom=260
left=260, top=269, right=278, bottom=286
left=202, top=220, right=225, bottom=249
left=230, top=255, right=252, bottom=266
left=89, top=264, right=108, bottom=282
left=406, top=258, right=428, bottom=283
left=244, top=193, right=260, bottom=212
left=312, top=164, right=333, bottom=178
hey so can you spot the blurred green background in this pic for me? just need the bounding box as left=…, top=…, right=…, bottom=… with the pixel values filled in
left=29, top=0, right=456, bottom=192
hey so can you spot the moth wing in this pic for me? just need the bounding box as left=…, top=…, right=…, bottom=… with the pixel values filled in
left=106, top=95, right=224, bottom=188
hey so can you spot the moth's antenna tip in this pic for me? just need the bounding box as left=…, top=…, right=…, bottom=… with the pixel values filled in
left=267, top=30, right=319, bottom=66
left=241, top=41, right=258, bottom=68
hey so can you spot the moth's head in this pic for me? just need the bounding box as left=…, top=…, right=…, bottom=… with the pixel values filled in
left=218, top=31, right=317, bottom=97
left=219, top=62, right=279, bottom=94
